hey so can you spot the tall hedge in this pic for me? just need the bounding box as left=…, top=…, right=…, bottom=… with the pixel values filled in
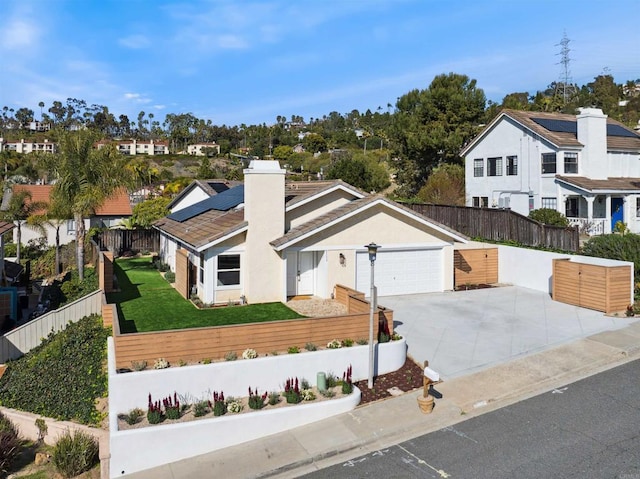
left=0, top=315, right=110, bottom=425
left=581, top=233, right=640, bottom=280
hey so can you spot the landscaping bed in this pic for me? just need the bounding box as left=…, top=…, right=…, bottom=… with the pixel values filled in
left=355, top=357, right=425, bottom=404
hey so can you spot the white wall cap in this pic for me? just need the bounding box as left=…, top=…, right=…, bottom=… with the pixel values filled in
left=577, top=107, right=606, bottom=117
left=244, top=160, right=285, bottom=174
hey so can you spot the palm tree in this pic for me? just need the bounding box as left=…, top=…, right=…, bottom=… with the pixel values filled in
left=0, top=189, right=47, bottom=263
left=41, top=129, right=133, bottom=280
left=28, top=200, right=72, bottom=276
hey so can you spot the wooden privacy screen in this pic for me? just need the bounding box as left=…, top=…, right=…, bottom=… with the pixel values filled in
left=454, top=248, right=498, bottom=287
left=552, top=258, right=632, bottom=313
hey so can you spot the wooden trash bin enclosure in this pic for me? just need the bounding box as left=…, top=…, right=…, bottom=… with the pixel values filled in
left=552, top=258, right=633, bottom=314
left=454, top=248, right=498, bottom=288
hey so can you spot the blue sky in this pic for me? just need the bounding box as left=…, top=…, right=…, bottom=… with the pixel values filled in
left=1, top=0, right=638, bottom=127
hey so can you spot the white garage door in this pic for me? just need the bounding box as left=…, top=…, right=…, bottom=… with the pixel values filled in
left=356, top=249, right=443, bottom=296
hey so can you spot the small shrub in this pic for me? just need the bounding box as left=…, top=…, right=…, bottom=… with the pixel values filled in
left=268, top=391, right=280, bottom=405
left=52, top=429, right=99, bottom=478
left=320, top=389, right=336, bottom=398
left=225, top=351, right=238, bottom=361
left=270, top=351, right=279, bottom=356
left=378, top=332, right=390, bottom=343
left=242, top=348, right=258, bottom=359
left=164, top=271, right=176, bottom=283
left=35, top=417, right=48, bottom=443
left=341, top=365, right=353, bottom=394
left=163, top=393, right=181, bottom=420
left=123, top=408, right=144, bottom=425
left=227, top=399, right=243, bottom=413
left=528, top=208, right=569, bottom=227
left=147, top=394, right=164, bottom=424
left=325, top=372, right=338, bottom=388
left=0, top=431, right=20, bottom=475
left=327, top=339, right=342, bottom=349
left=212, top=391, right=226, bottom=416
left=178, top=359, right=187, bottom=367
left=153, top=358, right=169, bottom=369
left=193, top=401, right=210, bottom=417
left=202, top=358, right=212, bottom=364
left=284, top=377, right=302, bottom=404
left=304, top=342, right=317, bottom=351
left=287, top=345, right=300, bottom=354
left=248, top=387, right=267, bottom=410
left=301, top=389, right=316, bottom=401
left=341, top=338, right=354, bottom=347
left=356, top=338, right=368, bottom=345
left=626, top=305, right=635, bottom=317
left=391, top=332, right=402, bottom=341
left=131, top=360, right=148, bottom=371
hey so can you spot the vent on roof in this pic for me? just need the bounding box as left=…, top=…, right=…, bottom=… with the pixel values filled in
left=168, top=185, right=244, bottom=222
left=531, top=118, right=577, bottom=134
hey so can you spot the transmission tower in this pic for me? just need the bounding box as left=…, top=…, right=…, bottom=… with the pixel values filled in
left=555, top=31, right=577, bottom=104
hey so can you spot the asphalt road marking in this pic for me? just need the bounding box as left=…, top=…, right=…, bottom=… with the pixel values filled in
left=397, top=445, right=451, bottom=478
left=552, top=387, right=569, bottom=394
left=440, top=425, right=479, bottom=443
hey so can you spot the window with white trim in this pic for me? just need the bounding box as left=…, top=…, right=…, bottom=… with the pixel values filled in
left=487, top=157, right=502, bottom=176
left=217, top=254, right=240, bottom=287
left=506, top=155, right=518, bottom=176
left=564, top=152, right=578, bottom=174
left=473, top=158, right=483, bottom=177
left=472, top=196, right=489, bottom=208
left=199, top=252, right=205, bottom=283
left=541, top=153, right=557, bottom=174
left=541, top=197, right=557, bottom=209
left=66, top=219, right=76, bottom=235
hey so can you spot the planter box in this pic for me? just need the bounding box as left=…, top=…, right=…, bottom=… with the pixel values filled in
left=552, top=257, right=633, bottom=313
left=108, top=337, right=407, bottom=477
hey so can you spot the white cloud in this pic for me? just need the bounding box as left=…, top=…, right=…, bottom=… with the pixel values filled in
left=1, top=18, right=39, bottom=50
left=123, top=93, right=152, bottom=104
left=118, top=34, right=151, bottom=49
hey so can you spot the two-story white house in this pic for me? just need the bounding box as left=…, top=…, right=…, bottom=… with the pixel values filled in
left=462, top=108, right=640, bottom=234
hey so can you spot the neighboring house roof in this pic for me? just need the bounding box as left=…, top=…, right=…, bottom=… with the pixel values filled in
left=0, top=221, right=15, bottom=236
left=556, top=175, right=640, bottom=193
left=166, top=179, right=241, bottom=210
left=284, top=180, right=366, bottom=209
left=7, top=185, right=132, bottom=216
left=271, top=195, right=468, bottom=251
left=461, top=109, right=640, bottom=155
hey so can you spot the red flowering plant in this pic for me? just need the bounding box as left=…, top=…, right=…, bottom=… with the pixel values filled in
left=163, top=392, right=181, bottom=420
left=341, top=365, right=353, bottom=394
left=284, top=377, right=301, bottom=404
left=248, top=387, right=268, bottom=410
left=211, top=391, right=226, bottom=416
left=147, top=393, right=164, bottom=424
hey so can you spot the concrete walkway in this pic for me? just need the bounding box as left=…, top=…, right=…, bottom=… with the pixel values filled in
left=381, top=286, right=637, bottom=378
left=123, top=287, right=640, bottom=478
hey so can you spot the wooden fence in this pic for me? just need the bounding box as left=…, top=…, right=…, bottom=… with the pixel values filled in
left=407, top=204, right=580, bottom=252
left=0, top=290, right=103, bottom=362
left=93, top=228, right=160, bottom=257
left=108, top=284, right=393, bottom=370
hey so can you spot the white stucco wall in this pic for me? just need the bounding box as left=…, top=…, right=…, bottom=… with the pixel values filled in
left=170, top=187, right=210, bottom=213
left=287, top=188, right=358, bottom=230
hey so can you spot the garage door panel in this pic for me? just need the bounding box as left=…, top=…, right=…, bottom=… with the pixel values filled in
left=356, top=249, right=442, bottom=296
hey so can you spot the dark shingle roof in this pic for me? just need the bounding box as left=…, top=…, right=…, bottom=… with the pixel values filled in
left=154, top=208, right=246, bottom=249
left=556, top=175, right=640, bottom=192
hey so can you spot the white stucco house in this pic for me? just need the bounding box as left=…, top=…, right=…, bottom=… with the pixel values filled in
left=462, top=108, right=640, bottom=234
left=154, top=160, right=468, bottom=305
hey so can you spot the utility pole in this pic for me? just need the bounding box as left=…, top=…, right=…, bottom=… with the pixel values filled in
left=555, top=31, right=577, bottom=105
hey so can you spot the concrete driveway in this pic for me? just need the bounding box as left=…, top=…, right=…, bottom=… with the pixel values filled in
left=379, top=285, right=638, bottom=380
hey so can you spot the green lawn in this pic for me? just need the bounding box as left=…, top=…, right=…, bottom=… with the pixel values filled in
left=107, top=256, right=303, bottom=333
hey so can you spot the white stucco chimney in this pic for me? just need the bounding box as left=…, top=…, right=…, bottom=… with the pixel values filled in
left=243, top=160, right=286, bottom=303
left=576, top=107, right=608, bottom=179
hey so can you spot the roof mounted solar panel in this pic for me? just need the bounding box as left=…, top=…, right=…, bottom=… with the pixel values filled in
left=531, top=118, right=577, bottom=134
left=607, top=124, right=639, bottom=138
left=167, top=185, right=244, bottom=222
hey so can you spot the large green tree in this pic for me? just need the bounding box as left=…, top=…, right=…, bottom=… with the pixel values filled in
left=416, top=163, right=465, bottom=206
left=390, top=73, right=486, bottom=196
left=42, top=129, right=133, bottom=280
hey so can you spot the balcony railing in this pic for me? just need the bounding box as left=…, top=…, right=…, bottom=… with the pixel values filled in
left=568, top=217, right=606, bottom=235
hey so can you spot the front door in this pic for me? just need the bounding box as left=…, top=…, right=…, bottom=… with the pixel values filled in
left=286, top=251, right=315, bottom=296
left=611, top=198, right=624, bottom=231
left=297, top=252, right=314, bottom=295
